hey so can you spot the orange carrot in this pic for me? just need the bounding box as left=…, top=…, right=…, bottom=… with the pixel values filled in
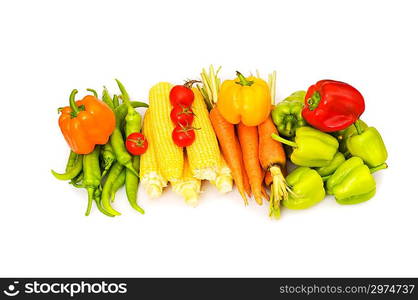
left=241, top=157, right=252, bottom=197
left=258, top=116, right=286, bottom=169
left=258, top=115, right=288, bottom=219
left=209, top=107, right=248, bottom=205
left=237, top=123, right=265, bottom=205
left=264, top=171, right=272, bottom=187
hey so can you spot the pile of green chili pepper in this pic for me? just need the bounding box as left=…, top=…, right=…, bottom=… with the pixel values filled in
left=52, top=80, right=148, bottom=217
left=272, top=86, right=388, bottom=210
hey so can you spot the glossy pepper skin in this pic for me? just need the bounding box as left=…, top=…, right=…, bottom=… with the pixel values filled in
left=272, top=126, right=339, bottom=167
left=302, top=80, right=365, bottom=132
left=334, top=120, right=368, bottom=157
left=59, top=90, right=116, bottom=154
left=217, top=71, right=271, bottom=126
left=326, top=157, right=376, bottom=204
left=283, top=167, right=325, bottom=209
left=272, top=91, right=306, bottom=137
left=347, top=121, right=388, bottom=168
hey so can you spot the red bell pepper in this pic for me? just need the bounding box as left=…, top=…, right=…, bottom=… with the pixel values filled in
left=302, top=80, right=365, bottom=132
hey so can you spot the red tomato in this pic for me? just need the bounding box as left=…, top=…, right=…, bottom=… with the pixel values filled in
left=170, top=105, right=194, bottom=126
left=169, top=85, right=194, bottom=107
left=125, top=132, right=148, bottom=155
left=172, top=125, right=196, bottom=147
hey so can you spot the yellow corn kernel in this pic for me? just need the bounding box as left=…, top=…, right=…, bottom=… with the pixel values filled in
left=140, top=111, right=168, bottom=198
left=186, top=88, right=221, bottom=180
left=172, top=157, right=201, bottom=207
left=148, top=82, right=184, bottom=181
left=210, top=154, right=233, bottom=194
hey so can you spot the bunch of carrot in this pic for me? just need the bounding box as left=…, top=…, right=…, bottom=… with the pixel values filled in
left=200, top=66, right=289, bottom=218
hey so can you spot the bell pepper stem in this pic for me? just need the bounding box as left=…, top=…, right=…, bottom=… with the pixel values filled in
left=307, top=91, right=321, bottom=111
left=86, top=88, right=98, bottom=98
left=69, top=89, right=79, bottom=114
left=354, top=120, right=364, bottom=135
left=271, top=133, right=298, bottom=148
left=369, top=163, right=388, bottom=174
left=235, top=71, right=254, bottom=86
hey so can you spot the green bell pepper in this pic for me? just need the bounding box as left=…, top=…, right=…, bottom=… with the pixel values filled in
left=272, top=126, right=339, bottom=167
left=334, top=120, right=368, bottom=157
left=326, top=157, right=387, bottom=205
left=283, top=167, right=325, bottom=209
left=272, top=91, right=306, bottom=137
left=315, top=152, right=346, bottom=177
left=346, top=121, right=388, bottom=168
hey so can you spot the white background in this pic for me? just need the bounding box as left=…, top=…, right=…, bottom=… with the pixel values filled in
left=0, top=0, right=417, bottom=277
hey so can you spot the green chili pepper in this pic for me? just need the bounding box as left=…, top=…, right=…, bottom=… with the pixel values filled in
left=315, top=152, right=346, bottom=177
left=113, top=94, right=120, bottom=108
left=82, top=146, right=101, bottom=216
left=66, top=151, right=79, bottom=172
left=51, top=153, right=83, bottom=180
left=101, top=162, right=124, bottom=216
left=326, top=157, right=387, bottom=205
left=101, top=142, right=115, bottom=178
left=346, top=121, right=388, bottom=168
left=69, top=171, right=84, bottom=188
left=92, top=188, right=114, bottom=217
left=272, top=91, right=306, bottom=137
left=272, top=126, right=339, bottom=167
left=110, top=80, right=147, bottom=178
left=283, top=167, right=325, bottom=209
left=124, top=105, right=145, bottom=214
left=115, top=101, right=149, bottom=120
left=334, top=120, right=368, bottom=157
left=101, top=87, right=114, bottom=110
left=110, top=168, right=126, bottom=203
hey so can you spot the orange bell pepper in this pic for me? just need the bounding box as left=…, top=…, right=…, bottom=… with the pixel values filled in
left=217, top=71, right=271, bottom=126
left=59, top=89, right=116, bottom=154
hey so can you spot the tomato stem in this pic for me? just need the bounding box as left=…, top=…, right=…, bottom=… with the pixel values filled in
left=184, top=80, right=201, bottom=89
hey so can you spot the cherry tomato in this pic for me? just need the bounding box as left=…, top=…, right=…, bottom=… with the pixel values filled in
left=172, top=125, right=196, bottom=147
left=125, top=132, right=148, bottom=155
left=169, top=85, right=194, bottom=107
left=170, top=105, right=194, bottom=126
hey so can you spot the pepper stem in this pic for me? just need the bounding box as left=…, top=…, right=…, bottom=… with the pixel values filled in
left=86, top=88, right=98, bottom=98
left=235, top=71, right=254, bottom=86
left=69, top=89, right=79, bottom=114
left=354, top=120, right=364, bottom=135
left=369, top=163, right=388, bottom=174
left=271, top=133, right=298, bottom=148
left=307, top=91, right=321, bottom=111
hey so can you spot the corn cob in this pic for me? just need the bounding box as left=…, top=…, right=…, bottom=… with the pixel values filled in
left=210, top=154, right=233, bottom=194
left=148, top=82, right=184, bottom=181
left=172, top=156, right=201, bottom=207
left=140, top=111, right=168, bottom=198
left=186, top=88, right=221, bottom=180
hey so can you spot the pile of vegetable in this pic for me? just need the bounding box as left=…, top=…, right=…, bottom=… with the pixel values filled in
left=52, top=68, right=388, bottom=219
